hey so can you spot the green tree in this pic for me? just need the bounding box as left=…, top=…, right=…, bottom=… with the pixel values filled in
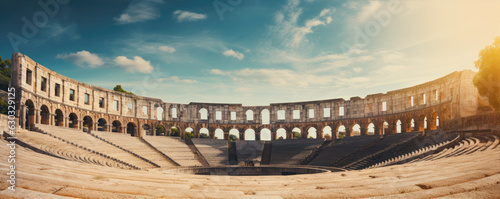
left=0, top=99, right=8, bottom=114
left=170, top=128, right=179, bottom=136
left=473, top=36, right=500, bottom=111
left=292, top=131, right=302, bottom=139
left=113, top=85, right=135, bottom=95
left=338, top=132, right=346, bottom=139
left=200, top=133, right=209, bottom=138
left=229, top=134, right=238, bottom=142
left=4, top=59, right=11, bottom=67
left=185, top=132, right=194, bottom=139
left=324, top=134, right=332, bottom=140
left=156, top=126, right=165, bottom=136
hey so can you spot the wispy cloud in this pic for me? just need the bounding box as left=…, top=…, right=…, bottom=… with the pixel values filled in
left=271, top=1, right=335, bottom=48
left=114, top=0, right=163, bottom=25
left=223, top=49, right=244, bottom=60
left=158, top=45, right=176, bottom=53
left=161, top=76, right=198, bottom=84
left=56, top=50, right=104, bottom=68
left=173, top=10, right=207, bottom=22
left=114, top=56, right=154, bottom=73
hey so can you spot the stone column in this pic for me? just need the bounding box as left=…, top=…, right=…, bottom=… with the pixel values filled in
left=345, top=128, right=352, bottom=137
left=360, top=127, right=368, bottom=136
left=255, top=132, right=261, bottom=141
left=35, top=109, right=40, bottom=124
left=239, top=132, right=245, bottom=140
left=271, top=132, right=277, bottom=140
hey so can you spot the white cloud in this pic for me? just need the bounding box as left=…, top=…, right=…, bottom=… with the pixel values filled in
left=114, top=56, right=154, bottom=73
left=210, top=68, right=369, bottom=88
left=223, top=49, right=245, bottom=60
left=114, top=0, right=163, bottom=25
left=271, top=1, right=335, bottom=47
left=56, top=50, right=104, bottom=68
left=163, top=76, right=198, bottom=84
left=173, top=10, right=207, bottom=22
left=357, top=1, right=382, bottom=23
left=158, top=45, right=176, bottom=53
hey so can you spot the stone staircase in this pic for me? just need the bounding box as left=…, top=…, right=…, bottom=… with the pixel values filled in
left=142, top=136, right=203, bottom=167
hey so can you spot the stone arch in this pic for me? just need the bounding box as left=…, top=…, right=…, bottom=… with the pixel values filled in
left=382, top=121, right=389, bottom=135
left=307, top=127, right=318, bottom=139
left=229, top=129, right=239, bottom=140
left=40, top=105, right=50, bottom=125
left=367, top=123, right=375, bottom=135
left=24, top=99, right=35, bottom=129
left=112, top=120, right=122, bottom=133
left=143, top=124, right=152, bottom=135
left=214, top=128, right=224, bottom=140
left=322, top=126, right=332, bottom=140
left=352, top=124, right=361, bottom=136
left=276, top=128, right=287, bottom=139
left=156, top=107, right=163, bottom=120
left=54, top=109, right=64, bottom=127
left=260, top=128, right=271, bottom=141
left=68, top=113, right=78, bottom=129
left=337, top=125, right=346, bottom=139
left=170, top=126, right=180, bottom=136
left=127, top=122, right=137, bottom=136
left=83, top=116, right=93, bottom=131
left=199, top=108, right=208, bottom=120
left=199, top=128, right=209, bottom=138
left=246, top=110, right=254, bottom=121
left=261, top=109, right=270, bottom=124
left=244, top=129, right=256, bottom=140
left=292, top=127, right=302, bottom=139
left=396, top=119, right=402, bottom=133
left=155, top=125, right=166, bottom=136
left=97, top=118, right=107, bottom=131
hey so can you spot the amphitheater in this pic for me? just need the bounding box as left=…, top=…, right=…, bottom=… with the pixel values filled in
left=1, top=53, right=499, bottom=198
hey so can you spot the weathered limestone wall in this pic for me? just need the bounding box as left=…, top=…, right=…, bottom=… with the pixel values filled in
left=10, top=53, right=485, bottom=138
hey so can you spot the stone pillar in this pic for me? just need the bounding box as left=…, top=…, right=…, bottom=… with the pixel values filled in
left=50, top=114, right=55, bottom=125
left=255, top=132, right=261, bottom=141
left=224, top=132, right=229, bottom=140
left=35, top=109, right=40, bottom=124
left=345, top=128, right=352, bottom=137
left=317, top=130, right=323, bottom=139
left=209, top=131, right=215, bottom=139
left=360, top=127, right=368, bottom=136
left=271, top=132, right=277, bottom=140
left=240, top=132, right=245, bottom=140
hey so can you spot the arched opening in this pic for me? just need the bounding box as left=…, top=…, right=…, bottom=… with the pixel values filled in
left=424, top=117, right=428, bottom=129
left=352, top=124, right=361, bottom=136
left=156, top=107, right=163, bottom=120
left=54, top=109, right=64, bottom=127
left=200, top=128, right=209, bottom=138
left=436, top=116, right=440, bottom=127
left=214, top=128, right=224, bottom=139
left=170, top=126, right=180, bottom=136
left=337, top=125, right=346, bottom=139
left=244, top=129, right=256, bottom=140
left=276, top=128, right=287, bottom=139
left=24, top=99, right=35, bottom=129
left=97, top=118, right=107, bottom=131
left=156, top=125, right=165, bottom=136
left=185, top=127, right=194, bottom=138
left=307, top=127, right=317, bottom=139
left=199, top=108, right=208, bottom=120
left=229, top=129, right=239, bottom=141
left=246, top=110, right=254, bottom=121
left=367, top=123, right=375, bottom=135
left=396, top=120, right=402, bottom=133
left=322, top=126, right=332, bottom=140
left=112, top=120, right=122, bottom=133
left=292, top=127, right=302, bottom=139
left=127, top=122, right=137, bottom=136
left=143, top=124, right=152, bottom=135
left=40, top=105, right=50, bottom=125
left=410, top=118, right=415, bottom=131
left=261, top=109, right=270, bottom=124
left=83, top=116, right=93, bottom=132
left=260, top=128, right=271, bottom=141
left=68, top=113, right=78, bottom=129
left=382, top=121, right=389, bottom=135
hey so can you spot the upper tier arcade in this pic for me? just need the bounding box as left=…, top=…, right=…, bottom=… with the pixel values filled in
left=11, top=53, right=482, bottom=140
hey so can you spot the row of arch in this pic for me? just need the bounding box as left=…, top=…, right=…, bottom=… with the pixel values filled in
left=22, top=99, right=445, bottom=140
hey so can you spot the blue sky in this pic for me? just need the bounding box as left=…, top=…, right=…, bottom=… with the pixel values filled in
left=1, top=0, right=499, bottom=105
